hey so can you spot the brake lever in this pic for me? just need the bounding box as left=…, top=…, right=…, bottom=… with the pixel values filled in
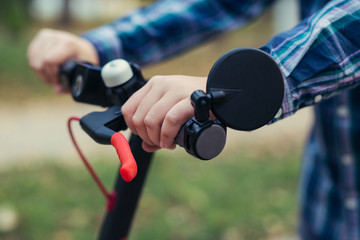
left=61, top=59, right=146, bottom=182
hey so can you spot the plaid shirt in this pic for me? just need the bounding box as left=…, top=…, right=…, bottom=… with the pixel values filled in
left=83, top=0, right=360, bottom=239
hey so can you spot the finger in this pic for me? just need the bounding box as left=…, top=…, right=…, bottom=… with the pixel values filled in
left=160, top=98, right=194, bottom=149
left=142, top=141, right=161, bottom=152
left=144, top=92, right=184, bottom=146
left=27, top=41, right=48, bottom=82
left=43, top=43, right=75, bottom=85
left=29, top=34, right=76, bottom=87
left=29, top=29, right=67, bottom=66
left=131, top=85, right=165, bottom=146
left=28, top=45, right=59, bottom=85
left=41, top=64, right=58, bottom=86
left=55, top=83, right=69, bottom=94
left=27, top=31, right=54, bottom=72
left=121, top=82, right=152, bottom=135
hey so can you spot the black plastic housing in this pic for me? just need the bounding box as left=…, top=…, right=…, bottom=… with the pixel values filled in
left=80, top=105, right=127, bottom=145
left=59, top=60, right=146, bottom=107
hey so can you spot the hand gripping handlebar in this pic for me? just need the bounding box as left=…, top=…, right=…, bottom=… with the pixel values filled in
left=61, top=48, right=284, bottom=240
left=59, top=59, right=225, bottom=160
left=60, top=48, right=285, bottom=180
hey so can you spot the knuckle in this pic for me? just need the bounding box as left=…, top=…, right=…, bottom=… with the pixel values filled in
left=132, top=115, right=143, bottom=128
left=29, top=58, right=43, bottom=71
left=121, top=105, right=129, bottom=115
left=144, top=116, right=156, bottom=129
left=149, top=75, right=165, bottom=85
left=31, top=63, right=42, bottom=72
left=150, top=75, right=163, bottom=82
left=165, top=112, right=179, bottom=126
left=121, top=105, right=133, bottom=123
left=28, top=59, right=38, bottom=69
left=161, top=130, right=172, bottom=141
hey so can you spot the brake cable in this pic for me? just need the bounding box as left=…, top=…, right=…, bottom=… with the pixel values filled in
left=67, top=117, right=136, bottom=212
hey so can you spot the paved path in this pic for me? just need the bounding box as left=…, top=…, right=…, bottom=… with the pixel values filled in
left=0, top=97, right=313, bottom=169
left=1, top=98, right=115, bottom=169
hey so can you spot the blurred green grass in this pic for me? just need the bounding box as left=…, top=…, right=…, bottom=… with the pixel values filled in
left=0, top=35, right=52, bottom=101
left=0, top=147, right=301, bottom=240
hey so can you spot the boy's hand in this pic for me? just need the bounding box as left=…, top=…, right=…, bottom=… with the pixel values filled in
left=121, top=75, right=207, bottom=152
left=27, top=28, right=99, bottom=93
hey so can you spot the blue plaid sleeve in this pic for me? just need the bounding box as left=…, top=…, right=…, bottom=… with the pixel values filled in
left=260, top=0, right=360, bottom=122
left=82, top=0, right=275, bottom=66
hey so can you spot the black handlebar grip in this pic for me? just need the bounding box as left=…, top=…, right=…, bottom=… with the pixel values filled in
left=59, top=59, right=78, bottom=90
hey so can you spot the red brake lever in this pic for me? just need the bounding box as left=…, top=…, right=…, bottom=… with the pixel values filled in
left=111, top=132, right=138, bottom=182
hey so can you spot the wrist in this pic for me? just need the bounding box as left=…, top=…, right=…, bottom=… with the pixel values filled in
left=77, top=38, right=99, bottom=66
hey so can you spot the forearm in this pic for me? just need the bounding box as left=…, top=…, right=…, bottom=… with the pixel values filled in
left=83, top=0, right=275, bottom=66
left=260, top=0, right=360, bottom=122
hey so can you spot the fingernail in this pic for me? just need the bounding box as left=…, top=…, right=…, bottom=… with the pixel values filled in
left=160, top=141, right=166, bottom=148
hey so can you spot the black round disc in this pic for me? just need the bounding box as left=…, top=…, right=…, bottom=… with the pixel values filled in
left=207, top=48, right=284, bottom=131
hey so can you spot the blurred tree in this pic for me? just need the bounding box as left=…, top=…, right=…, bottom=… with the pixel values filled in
left=0, top=0, right=32, bottom=40
left=60, top=0, right=71, bottom=27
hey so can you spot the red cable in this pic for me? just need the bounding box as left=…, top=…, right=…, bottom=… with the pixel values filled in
left=67, top=117, right=117, bottom=212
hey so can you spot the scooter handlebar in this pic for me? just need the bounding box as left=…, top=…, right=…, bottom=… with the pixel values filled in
left=62, top=59, right=227, bottom=160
